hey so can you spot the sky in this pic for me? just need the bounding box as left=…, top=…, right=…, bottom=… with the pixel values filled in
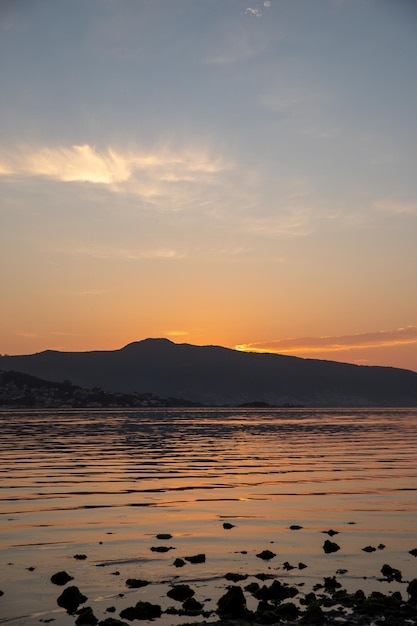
left=1, top=0, right=417, bottom=372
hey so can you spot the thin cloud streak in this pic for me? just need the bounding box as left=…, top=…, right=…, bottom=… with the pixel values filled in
left=236, top=326, right=417, bottom=355
left=0, top=144, right=232, bottom=186
left=373, top=199, right=417, bottom=216
left=68, top=244, right=186, bottom=261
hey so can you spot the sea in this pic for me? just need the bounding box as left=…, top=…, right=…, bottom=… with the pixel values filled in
left=1, top=407, right=417, bottom=625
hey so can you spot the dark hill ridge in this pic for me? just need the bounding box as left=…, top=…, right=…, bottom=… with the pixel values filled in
left=1, top=337, right=417, bottom=407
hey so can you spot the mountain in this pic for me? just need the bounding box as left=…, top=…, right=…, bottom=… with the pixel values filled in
left=1, top=338, right=417, bottom=407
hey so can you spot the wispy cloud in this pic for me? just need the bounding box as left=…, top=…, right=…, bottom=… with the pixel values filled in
left=260, top=84, right=329, bottom=115
left=235, top=326, right=417, bottom=356
left=245, top=7, right=263, bottom=18
left=373, top=199, right=417, bottom=216
left=68, top=244, right=186, bottom=261
left=245, top=2, right=272, bottom=18
left=164, top=330, right=189, bottom=338
left=0, top=143, right=231, bottom=186
left=243, top=206, right=313, bottom=238
left=16, top=330, right=79, bottom=339
left=0, top=161, right=13, bottom=175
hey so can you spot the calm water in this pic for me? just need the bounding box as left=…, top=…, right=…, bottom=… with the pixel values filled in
left=1, top=408, right=417, bottom=624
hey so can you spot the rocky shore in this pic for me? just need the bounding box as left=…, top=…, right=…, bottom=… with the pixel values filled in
left=3, top=532, right=417, bottom=626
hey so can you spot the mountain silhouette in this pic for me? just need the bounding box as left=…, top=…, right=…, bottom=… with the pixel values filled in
left=1, top=338, right=417, bottom=407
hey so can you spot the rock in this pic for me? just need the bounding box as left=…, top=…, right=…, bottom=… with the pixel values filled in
left=362, top=545, right=376, bottom=552
left=57, top=586, right=87, bottom=614
left=289, top=525, right=303, bottom=530
left=173, top=557, right=186, bottom=567
left=245, top=582, right=260, bottom=594
left=167, top=584, right=195, bottom=602
left=182, top=597, right=203, bottom=613
left=150, top=545, right=174, bottom=552
left=254, top=573, right=275, bottom=580
left=323, top=540, right=340, bottom=553
left=50, top=571, right=74, bottom=586
left=256, top=549, right=276, bottom=560
left=225, top=572, right=248, bottom=582
left=184, top=553, right=205, bottom=563
left=74, top=554, right=87, bottom=560
left=301, top=601, right=325, bottom=624
left=254, top=580, right=298, bottom=602
left=407, top=578, right=417, bottom=599
left=119, top=601, right=162, bottom=620
left=75, top=606, right=98, bottom=625
left=99, top=619, right=130, bottom=626
left=322, top=529, right=339, bottom=536
left=125, top=579, right=149, bottom=589
left=323, top=576, right=341, bottom=590
left=283, top=561, right=295, bottom=570
left=381, top=564, right=402, bottom=582
left=223, top=522, right=235, bottom=529
left=409, top=548, right=417, bottom=557
left=217, top=585, right=247, bottom=618
left=298, top=562, right=308, bottom=570
left=156, top=533, right=172, bottom=540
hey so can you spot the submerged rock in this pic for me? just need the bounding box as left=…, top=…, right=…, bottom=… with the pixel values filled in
left=150, top=545, right=174, bottom=552
left=57, top=585, right=87, bottom=614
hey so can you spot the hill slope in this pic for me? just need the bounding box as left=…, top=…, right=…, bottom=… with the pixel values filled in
left=1, top=338, right=417, bottom=406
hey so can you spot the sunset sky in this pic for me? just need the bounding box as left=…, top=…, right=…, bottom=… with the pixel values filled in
left=1, top=0, right=417, bottom=372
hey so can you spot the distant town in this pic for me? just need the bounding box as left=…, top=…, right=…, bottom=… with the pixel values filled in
left=0, top=370, right=199, bottom=409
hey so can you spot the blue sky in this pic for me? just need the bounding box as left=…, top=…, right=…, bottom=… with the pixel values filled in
left=1, top=0, right=417, bottom=371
